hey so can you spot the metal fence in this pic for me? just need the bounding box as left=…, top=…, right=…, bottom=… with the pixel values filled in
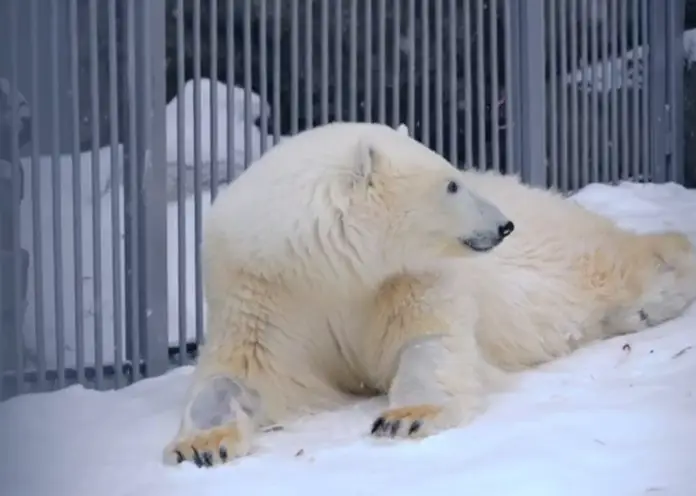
left=0, top=0, right=686, bottom=401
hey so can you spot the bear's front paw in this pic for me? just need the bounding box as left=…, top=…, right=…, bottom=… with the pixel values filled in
left=163, top=423, right=252, bottom=468
left=370, top=404, right=443, bottom=439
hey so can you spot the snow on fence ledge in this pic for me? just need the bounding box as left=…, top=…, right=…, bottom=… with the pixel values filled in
left=0, top=0, right=687, bottom=401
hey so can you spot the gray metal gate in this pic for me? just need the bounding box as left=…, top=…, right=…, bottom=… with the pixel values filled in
left=0, top=0, right=686, bottom=401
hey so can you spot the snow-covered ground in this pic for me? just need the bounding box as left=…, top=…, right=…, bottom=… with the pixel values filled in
left=2, top=179, right=695, bottom=496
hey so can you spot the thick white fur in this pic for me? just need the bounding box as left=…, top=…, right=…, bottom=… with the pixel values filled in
left=163, top=122, right=696, bottom=467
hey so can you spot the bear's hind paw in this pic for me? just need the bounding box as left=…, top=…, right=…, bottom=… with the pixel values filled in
left=163, top=423, right=252, bottom=468
left=370, top=404, right=443, bottom=439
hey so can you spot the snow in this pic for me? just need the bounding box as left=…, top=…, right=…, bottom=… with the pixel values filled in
left=3, top=176, right=696, bottom=495
left=685, top=28, right=696, bottom=66
left=568, top=28, right=696, bottom=90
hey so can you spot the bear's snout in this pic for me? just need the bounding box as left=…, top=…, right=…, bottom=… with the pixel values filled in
left=460, top=219, right=514, bottom=253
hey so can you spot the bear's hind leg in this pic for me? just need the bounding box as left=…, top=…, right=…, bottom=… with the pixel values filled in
left=601, top=231, right=696, bottom=337
left=163, top=373, right=262, bottom=467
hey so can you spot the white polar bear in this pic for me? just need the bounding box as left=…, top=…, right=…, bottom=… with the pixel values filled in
left=163, top=122, right=696, bottom=468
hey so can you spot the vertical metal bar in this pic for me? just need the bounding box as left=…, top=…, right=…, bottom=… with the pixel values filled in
left=448, top=0, right=458, bottom=166
left=320, top=0, right=330, bottom=125
left=516, top=0, right=547, bottom=186
left=475, top=0, right=485, bottom=168
left=365, top=0, right=373, bottom=122
left=226, top=0, right=236, bottom=181
left=640, top=0, right=649, bottom=181
left=107, top=0, right=123, bottom=387
left=50, top=0, right=65, bottom=389
left=377, top=0, right=387, bottom=124
left=569, top=0, right=579, bottom=190
left=273, top=0, right=282, bottom=138
left=304, top=0, right=314, bottom=129
left=609, top=0, right=619, bottom=183
left=548, top=0, right=559, bottom=188
left=667, top=0, right=685, bottom=183
left=590, top=0, right=599, bottom=183
left=175, top=0, right=187, bottom=364
left=434, top=0, right=444, bottom=155
left=29, top=0, right=46, bottom=391
left=258, top=0, right=269, bottom=149
left=193, top=0, right=204, bottom=345
left=242, top=0, right=252, bottom=165
left=124, top=0, right=141, bottom=382
left=407, top=0, right=416, bottom=133
left=69, top=0, right=85, bottom=385
left=463, top=2, right=474, bottom=168
left=421, top=2, right=431, bottom=147
left=88, top=0, right=104, bottom=388
left=140, top=0, right=169, bottom=378
left=8, top=0, right=24, bottom=394
left=647, top=0, right=667, bottom=183
left=600, top=0, right=610, bottom=183
left=210, top=0, right=220, bottom=197
left=503, top=0, right=515, bottom=174
left=580, top=0, right=590, bottom=187
left=619, top=0, right=629, bottom=181
left=630, top=0, right=640, bottom=181
left=390, top=0, right=401, bottom=127
left=558, top=0, right=569, bottom=190
left=334, top=0, right=344, bottom=122
left=292, top=0, right=301, bottom=130
left=488, top=0, right=499, bottom=172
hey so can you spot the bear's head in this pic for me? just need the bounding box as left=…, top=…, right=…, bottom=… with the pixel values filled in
left=341, top=123, right=514, bottom=268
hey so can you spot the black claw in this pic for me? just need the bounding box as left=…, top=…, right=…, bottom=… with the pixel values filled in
left=175, top=450, right=184, bottom=464
left=371, top=417, right=386, bottom=435
left=389, top=420, right=401, bottom=437
left=219, top=446, right=228, bottom=463
left=408, top=420, right=422, bottom=435
left=202, top=451, right=213, bottom=467
left=191, top=447, right=204, bottom=468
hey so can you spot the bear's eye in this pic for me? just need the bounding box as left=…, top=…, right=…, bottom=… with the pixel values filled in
left=446, top=180, right=459, bottom=194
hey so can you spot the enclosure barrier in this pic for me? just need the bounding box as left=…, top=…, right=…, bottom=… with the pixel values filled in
left=0, top=0, right=685, bottom=401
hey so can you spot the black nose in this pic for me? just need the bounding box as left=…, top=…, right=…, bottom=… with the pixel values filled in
left=498, top=221, right=515, bottom=238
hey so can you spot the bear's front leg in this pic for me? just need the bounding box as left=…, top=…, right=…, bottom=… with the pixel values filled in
left=163, top=373, right=262, bottom=468
left=370, top=333, right=487, bottom=439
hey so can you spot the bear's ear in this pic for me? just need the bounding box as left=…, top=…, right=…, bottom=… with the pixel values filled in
left=353, top=138, right=387, bottom=188
left=396, top=123, right=409, bottom=136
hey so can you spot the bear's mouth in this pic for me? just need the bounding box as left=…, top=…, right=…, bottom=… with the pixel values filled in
left=459, top=235, right=502, bottom=253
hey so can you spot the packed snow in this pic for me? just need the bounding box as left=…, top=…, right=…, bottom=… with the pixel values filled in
left=3, top=176, right=696, bottom=496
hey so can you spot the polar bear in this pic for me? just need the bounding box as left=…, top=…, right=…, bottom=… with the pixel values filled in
left=163, top=122, right=696, bottom=468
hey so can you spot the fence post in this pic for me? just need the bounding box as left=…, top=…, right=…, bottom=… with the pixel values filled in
left=648, top=0, right=685, bottom=184
left=123, top=0, right=169, bottom=381
left=509, top=0, right=547, bottom=187
left=667, top=0, right=685, bottom=184
left=139, top=0, right=169, bottom=379
left=647, top=1, right=668, bottom=183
